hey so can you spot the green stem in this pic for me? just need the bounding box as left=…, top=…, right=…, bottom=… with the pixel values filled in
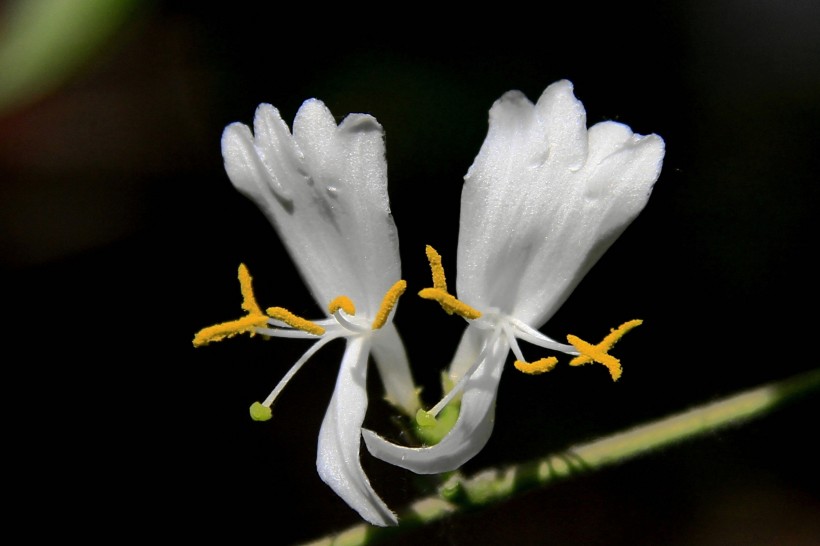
left=302, top=368, right=820, bottom=546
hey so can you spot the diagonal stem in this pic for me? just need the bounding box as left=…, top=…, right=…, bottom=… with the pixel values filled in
left=301, top=367, right=820, bottom=546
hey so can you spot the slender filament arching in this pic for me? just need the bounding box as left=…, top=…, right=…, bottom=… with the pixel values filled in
left=426, top=325, right=499, bottom=418
left=261, top=333, right=342, bottom=407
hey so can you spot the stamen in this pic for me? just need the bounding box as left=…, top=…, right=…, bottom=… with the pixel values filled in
left=502, top=322, right=559, bottom=375
left=425, top=245, right=448, bottom=291
left=514, top=357, right=559, bottom=375
left=326, top=295, right=369, bottom=333
left=567, top=319, right=643, bottom=381
left=192, top=314, right=269, bottom=347
left=371, top=280, right=407, bottom=330
left=421, top=245, right=480, bottom=318
left=328, top=295, right=356, bottom=315
left=260, top=333, right=340, bottom=408
left=238, top=263, right=263, bottom=316
left=266, top=307, right=325, bottom=336
left=419, top=288, right=482, bottom=320
left=192, top=263, right=269, bottom=347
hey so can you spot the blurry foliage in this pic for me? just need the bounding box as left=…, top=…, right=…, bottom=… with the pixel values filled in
left=0, top=0, right=143, bottom=116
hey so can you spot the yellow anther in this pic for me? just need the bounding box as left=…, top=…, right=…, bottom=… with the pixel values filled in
left=328, top=295, right=356, bottom=316
left=371, top=280, right=407, bottom=330
left=567, top=319, right=643, bottom=381
left=419, top=287, right=482, bottom=320
left=238, top=263, right=263, bottom=316
left=514, top=357, right=559, bottom=375
left=426, top=245, right=448, bottom=291
left=266, top=307, right=326, bottom=336
left=193, top=263, right=269, bottom=347
left=420, top=246, right=483, bottom=320
left=193, top=313, right=269, bottom=347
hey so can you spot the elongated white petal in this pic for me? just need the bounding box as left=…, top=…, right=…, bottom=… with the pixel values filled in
left=364, top=334, right=508, bottom=474
left=370, top=322, right=421, bottom=415
left=221, top=100, right=401, bottom=314
left=317, top=336, right=397, bottom=526
left=457, top=80, right=665, bottom=326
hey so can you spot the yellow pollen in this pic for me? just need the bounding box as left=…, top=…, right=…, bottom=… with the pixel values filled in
left=266, top=307, right=326, bottom=336
left=371, top=280, right=407, bottom=330
left=238, top=263, right=263, bottom=316
left=514, top=357, right=559, bottom=375
left=420, top=246, right=483, bottom=320
left=419, top=287, right=482, bottom=320
left=425, top=245, right=448, bottom=291
left=567, top=319, right=643, bottom=381
left=193, top=263, right=269, bottom=347
left=193, top=314, right=269, bottom=347
left=328, top=295, right=356, bottom=316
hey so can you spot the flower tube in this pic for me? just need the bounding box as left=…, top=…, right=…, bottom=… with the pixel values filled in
left=364, top=80, right=665, bottom=474
left=195, top=99, right=420, bottom=525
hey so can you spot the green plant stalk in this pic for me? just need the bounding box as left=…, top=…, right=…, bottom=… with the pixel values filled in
left=302, top=368, right=820, bottom=546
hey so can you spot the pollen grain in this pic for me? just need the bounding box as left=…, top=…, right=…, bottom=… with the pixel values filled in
left=418, top=287, right=482, bottom=320
left=426, top=245, right=448, bottom=291
left=238, top=263, right=263, bottom=316
left=192, top=263, right=270, bottom=347
left=328, top=295, right=356, bottom=316
left=193, top=313, right=269, bottom=347
left=567, top=319, right=643, bottom=381
left=266, top=307, right=326, bottom=336
left=514, top=357, right=559, bottom=375
left=372, top=280, right=407, bottom=330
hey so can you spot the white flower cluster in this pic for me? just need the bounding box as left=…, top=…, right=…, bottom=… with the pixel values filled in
left=195, top=80, right=665, bottom=526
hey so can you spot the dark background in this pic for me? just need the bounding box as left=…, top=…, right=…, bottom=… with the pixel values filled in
left=4, top=2, right=819, bottom=544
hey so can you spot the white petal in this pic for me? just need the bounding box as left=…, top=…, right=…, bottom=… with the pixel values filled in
left=363, top=333, right=508, bottom=474
left=221, top=100, right=401, bottom=314
left=370, top=322, right=421, bottom=416
left=222, top=111, right=295, bottom=212
left=457, top=80, right=665, bottom=326
left=317, top=336, right=397, bottom=526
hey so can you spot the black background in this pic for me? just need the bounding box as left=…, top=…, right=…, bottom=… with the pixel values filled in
left=4, top=2, right=819, bottom=544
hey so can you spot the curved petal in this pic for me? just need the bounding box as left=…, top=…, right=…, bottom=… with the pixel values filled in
left=456, top=80, right=665, bottom=326
left=221, top=100, right=401, bottom=314
left=370, top=322, right=421, bottom=416
left=511, top=124, right=664, bottom=325
left=316, top=336, right=397, bottom=526
left=363, top=332, right=508, bottom=474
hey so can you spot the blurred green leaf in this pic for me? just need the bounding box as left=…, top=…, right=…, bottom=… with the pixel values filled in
left=0, top=0, right=142, bottom=116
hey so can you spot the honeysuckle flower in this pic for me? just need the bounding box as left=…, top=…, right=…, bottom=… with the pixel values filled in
left=193, top=99, right=421, bottom=526
left=364, top=80, right=665, bottom=474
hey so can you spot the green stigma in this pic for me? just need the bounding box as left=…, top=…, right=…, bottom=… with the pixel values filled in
left=416, top=409, right=437, bottom=427
left=249, top=401, right=272, bottom=421
left=413, top=404, right=460, bottom=446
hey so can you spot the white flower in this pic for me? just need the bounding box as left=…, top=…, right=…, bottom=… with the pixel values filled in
left=194, top=99, right=421, bottom=525
left=363, top=80, right=665, bottom=474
